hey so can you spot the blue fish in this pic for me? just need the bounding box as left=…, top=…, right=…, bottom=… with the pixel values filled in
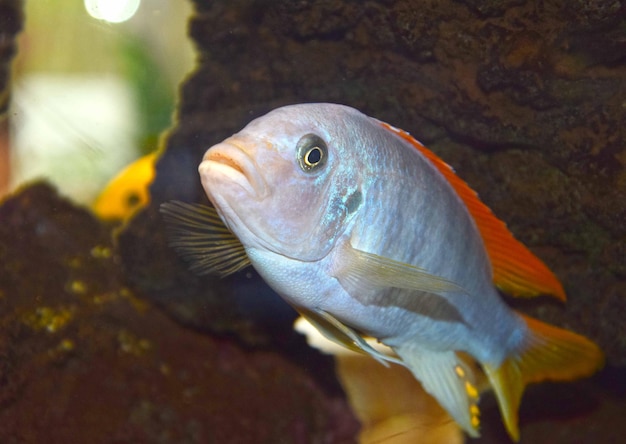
left=161, top=103, right=603, bottom=441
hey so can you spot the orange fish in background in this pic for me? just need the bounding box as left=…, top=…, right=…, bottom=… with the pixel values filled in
left=161, top=103, right=603, bottom=441
left=295, top=315, right=467, bottom=444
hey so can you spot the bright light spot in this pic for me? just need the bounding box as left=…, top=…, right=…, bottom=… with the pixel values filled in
left=84, top=0, right=141, bottom=23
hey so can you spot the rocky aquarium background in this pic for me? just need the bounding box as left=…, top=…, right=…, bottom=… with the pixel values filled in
left=1, top=0, right=625, bottom=443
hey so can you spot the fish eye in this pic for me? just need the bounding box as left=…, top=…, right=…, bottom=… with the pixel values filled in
left=296, top=134, right=328, bottom=172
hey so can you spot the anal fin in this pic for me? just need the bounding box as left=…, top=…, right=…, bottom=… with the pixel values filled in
left=393, top=346, right=481, bottom=438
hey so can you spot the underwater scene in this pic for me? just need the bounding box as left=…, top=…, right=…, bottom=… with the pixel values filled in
left=0, top=1, right=625, bottom=443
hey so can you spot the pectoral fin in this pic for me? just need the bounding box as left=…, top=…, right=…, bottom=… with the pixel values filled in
left=159, top=201, right=250, bottom=277
left=337, top=244, right=464, bottom=295
left=393, top=345, right=482, bottom=438
left=298, top=307, right=403, bottom=367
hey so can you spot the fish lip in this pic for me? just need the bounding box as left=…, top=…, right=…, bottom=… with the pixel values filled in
left=199, top=141, right=267, bottom=198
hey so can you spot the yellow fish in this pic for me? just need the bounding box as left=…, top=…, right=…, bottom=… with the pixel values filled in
left=93, top=151, right=158, bottom=221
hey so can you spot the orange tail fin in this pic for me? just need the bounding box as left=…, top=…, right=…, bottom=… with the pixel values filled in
left=483, top=313, right=603, bottom=441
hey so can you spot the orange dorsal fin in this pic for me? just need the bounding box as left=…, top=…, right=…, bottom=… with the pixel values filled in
left=380, top=121, right=566, bottom=301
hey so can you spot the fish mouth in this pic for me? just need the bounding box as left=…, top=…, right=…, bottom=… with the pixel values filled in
left=199, top=140, right=267, bottom=198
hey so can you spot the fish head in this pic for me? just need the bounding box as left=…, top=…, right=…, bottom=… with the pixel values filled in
left=199, top=104, right=367, bottom=261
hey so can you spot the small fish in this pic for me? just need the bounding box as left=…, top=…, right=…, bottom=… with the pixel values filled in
left=93, top=152, right=158, bottom=221
left=161, top=103, right=603, bottom=441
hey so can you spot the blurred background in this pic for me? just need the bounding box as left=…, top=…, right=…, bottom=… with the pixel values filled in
left=3, top=0, right=194, bottom=204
